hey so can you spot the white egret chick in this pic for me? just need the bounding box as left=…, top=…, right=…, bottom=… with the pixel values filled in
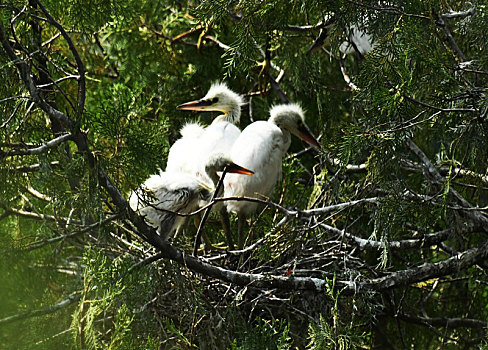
left=224, top=104, right=320, bottom=249
left=167, top=83, right=244, bottom=184
left=130, top=153, right=253, bottom=241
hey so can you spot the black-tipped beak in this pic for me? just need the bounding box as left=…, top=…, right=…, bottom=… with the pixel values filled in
left=297, top=124, right=320, bottom=149
left=226, top=163, right=254, bottom=176
left=176, top=99, right=213, bottom=110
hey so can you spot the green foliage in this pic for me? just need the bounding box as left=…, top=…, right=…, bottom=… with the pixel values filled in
left=2, top=0, right=488, bottom=348
left=307, top=315, right=365, bottom=350
left=231, top=317, right=291, bottom=350
left=86, top=82, right=169, bottom=185
left=71, top=248, right=159, bottom=350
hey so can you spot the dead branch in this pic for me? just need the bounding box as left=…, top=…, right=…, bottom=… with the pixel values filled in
left=0, top=132, right=72, bottom=158
left=361, top=238, right=488, bottom=291
left=397, top=312, right=487, bottom=328
left=321, top=222, right=479, bottom=251
left=407, top=139, right=488, bottom=229
left=0, top=292, right=81, bottom=325
left=24, top=214, right=120, bottom=251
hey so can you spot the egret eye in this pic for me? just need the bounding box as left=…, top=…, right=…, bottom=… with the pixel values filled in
left=211, top=97, right=219, bottom=103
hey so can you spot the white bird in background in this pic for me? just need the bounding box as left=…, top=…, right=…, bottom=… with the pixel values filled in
left=129, top=153, right=253, bottom=241
left=339, top=25, right=375, bottom=57
left=167, top=83, right=244, bottom=185
left=224, top=104, right=320, bottom=249
left=306, top=18, right=375, bottom=58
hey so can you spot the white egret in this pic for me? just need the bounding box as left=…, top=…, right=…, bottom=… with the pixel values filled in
left=166, top=83, right=245, bottom=248
left=129, top=153, right=253, bottom=241
left=223, top=104, right=320, bottom=249
left=339, top=25, right=375, bottom=57
left=167, top=83, right=244, bottom=184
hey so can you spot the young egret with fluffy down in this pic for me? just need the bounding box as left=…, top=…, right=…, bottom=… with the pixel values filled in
left=167, top=83, right=245, bottom=249
left=167, top=83, right=244, bottom=184
left=130, top=153, right=253, bottom=241
left=224, top=104, right=320, bottom=249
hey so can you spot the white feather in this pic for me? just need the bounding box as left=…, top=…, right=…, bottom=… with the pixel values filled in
left=180, top=122, right=205, bottom=139
left=224, top=121, right=285, bottom=215
left=339, top=25, right=374, bottom=56
left=224, top=103, right=311, bottom=216
left=129, top=172, right=210, bottom=239
left=167, top=83, right=244, bottom=183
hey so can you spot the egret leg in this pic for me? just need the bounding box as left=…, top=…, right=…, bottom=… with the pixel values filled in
left=219, top=206, right=234, bottom=250
left=237, top=212, right=247, bottom=250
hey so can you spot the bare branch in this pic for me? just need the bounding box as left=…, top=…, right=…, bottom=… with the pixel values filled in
left=343, top=0, right=430, bottom=20
left=33, top=0, right=86, bottom=117
left=362, top=238, right=488, bottom=291
left=322, top=223, right=479, bottom=251
left=284, top=21, right=326, bottom=32
left=0, top=132, right=72, bottom=158
left=407, top=139, right=488, bottom=228
left=0, top=292, right=81, bottom=325
left=36, top=75, right=80, bottom=88
left=440, top=7, right=476, bottom=19
left=0, top=204, right=80, bottom=225
left=24, top=214, right=120, bottom=251
left=397, top=312, right=487, bottom=328
left=1, top=161, right=60, bottom=173
left=435, top=12, right=466, bottom=62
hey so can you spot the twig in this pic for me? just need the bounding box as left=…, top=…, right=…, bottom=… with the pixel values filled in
left=0, top=292, right=81, bottom=325
left=0, top=132, right=72, bottom=157
left=24, top=214, right=120, bottom=251
left=33, top=0, right=86, bottom=117
left=128, top=252, right=164, bottom=272
left=1, top=161, right=60, bottom=172
left=0, top=205, right=80, bottom=224
left=407, top=139, right=488, bottom=228
left=0, top=100, right=23, bottom=129
left=321, top=223, right=478, bottom=251
left=343, top=0, right=430, bottom=20
left=193, top=168, right=230, bottom=255
left=284, top=21, right=326, bottom=32
left=36, top=74, right=80, bottom=88
left=397, top=312, right=487, bottom=328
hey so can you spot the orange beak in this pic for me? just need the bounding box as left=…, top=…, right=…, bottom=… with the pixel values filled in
left=226, top=163, right=254, bottom=176
left=297, top=124, right=320, bottom=148
left=176, top=99, right=213, bottom=111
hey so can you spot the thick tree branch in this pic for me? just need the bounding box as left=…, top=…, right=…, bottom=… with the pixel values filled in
left=440, top=7, right=476, bottom=19
left=362, top=238, right=488, bottom=291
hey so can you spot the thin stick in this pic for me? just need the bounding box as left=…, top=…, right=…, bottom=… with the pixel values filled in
left=193, top=168, right=229, bottom=255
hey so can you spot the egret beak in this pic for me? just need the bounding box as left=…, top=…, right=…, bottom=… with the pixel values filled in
left=176, top=99, right=213, bottom=111
left=226, top=163, right=254, bottom=176
left=297, top=124, right=320, bottom=148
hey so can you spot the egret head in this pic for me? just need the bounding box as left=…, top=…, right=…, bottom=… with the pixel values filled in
left=269, top=104, right=320, bottom=148
left=177, top=83, right=244, bottom=122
